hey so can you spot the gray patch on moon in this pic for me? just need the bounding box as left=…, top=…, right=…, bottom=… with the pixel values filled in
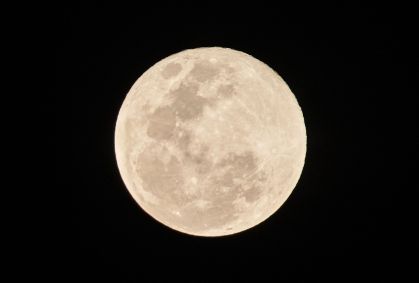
left=146, top=106, right=176, bottom=140
left=170, top=83, right=208, bottom=121
left=161, top=62, right=182, bottom=79
left=217, top=83, right=235, bottom=99
left=217, top=151, right=258, bottom=176
left=189, top=60, right=219, bottom=82
left=185, top=143, right=213, bottom=175
left=243, top=184, right=262, bottom=202
left=174, top=128, right=191, bottom=152
left=135, top=147, right=183, bottom=203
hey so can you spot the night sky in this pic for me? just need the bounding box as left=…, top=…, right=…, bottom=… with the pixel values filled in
left=63, top=3, right=417, bottom=281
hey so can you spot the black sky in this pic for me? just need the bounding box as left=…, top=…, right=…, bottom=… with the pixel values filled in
left=62, top=3, right=417, bottom=281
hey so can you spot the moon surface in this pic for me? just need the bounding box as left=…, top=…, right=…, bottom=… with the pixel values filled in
left=115, top=47, right=306, bottom=236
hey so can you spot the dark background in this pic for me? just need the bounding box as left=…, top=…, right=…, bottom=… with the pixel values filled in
left=62, top=2, right=417, bottom=281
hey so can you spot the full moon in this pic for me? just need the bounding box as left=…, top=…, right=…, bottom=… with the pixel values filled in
left=115, top=47, right=306, bottom=236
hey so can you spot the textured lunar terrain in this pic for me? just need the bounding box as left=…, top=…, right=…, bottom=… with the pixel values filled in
left=115, top=47, right=306, bottom=236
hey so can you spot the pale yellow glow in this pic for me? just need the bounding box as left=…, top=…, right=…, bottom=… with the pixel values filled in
left=115, top=47, right=306, bottom=237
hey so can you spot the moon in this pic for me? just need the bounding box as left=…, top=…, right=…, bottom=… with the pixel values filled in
left=115, top=47, right=306, bottom=237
